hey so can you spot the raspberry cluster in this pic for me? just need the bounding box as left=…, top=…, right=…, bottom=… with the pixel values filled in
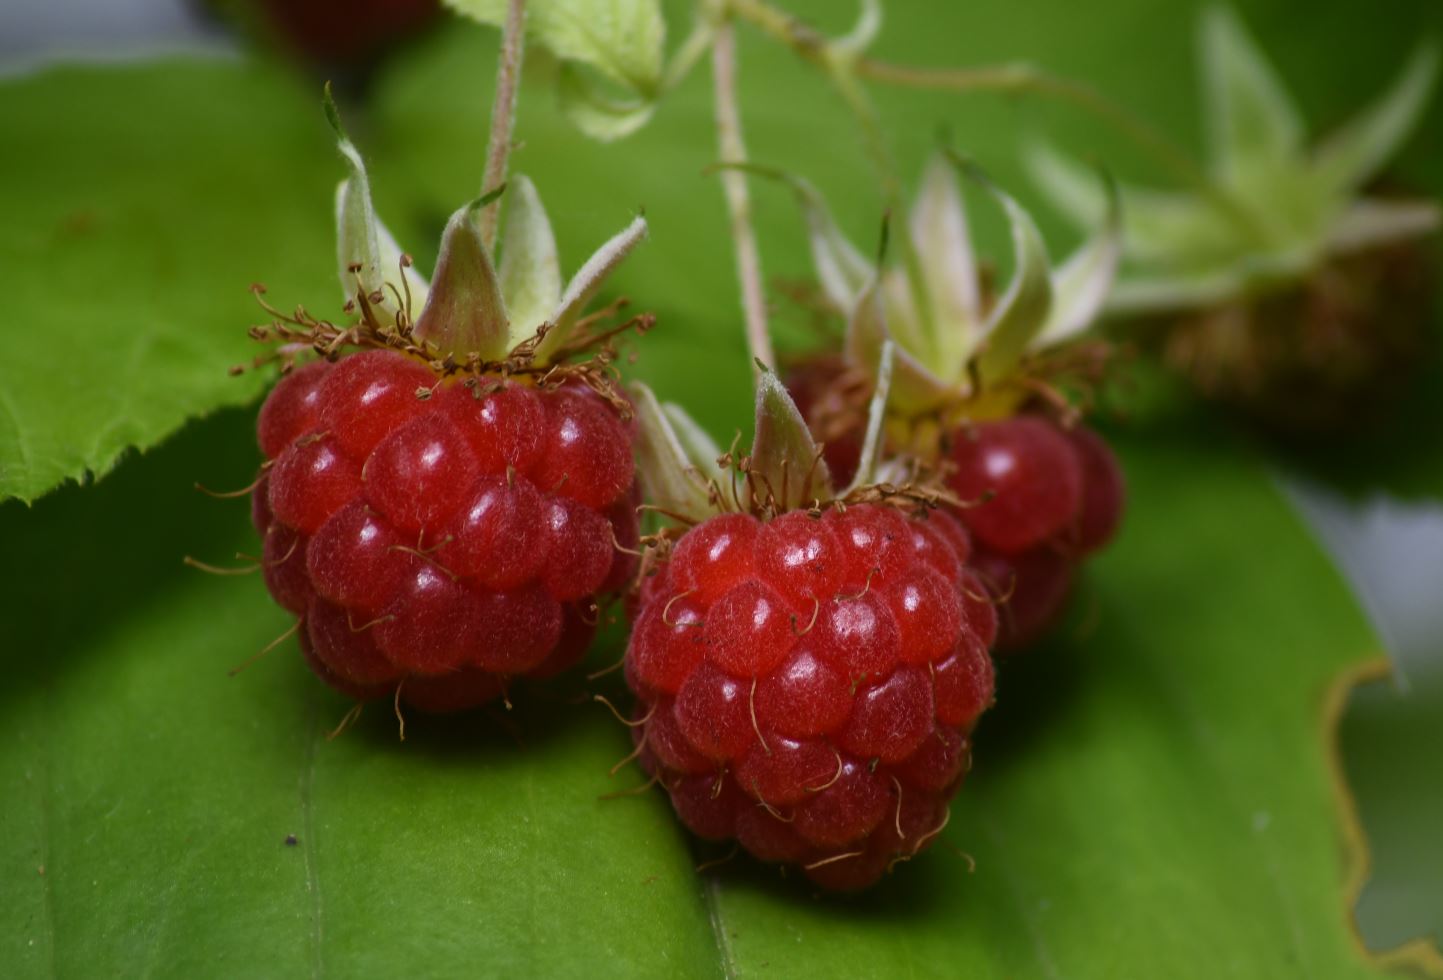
left=251, top=350, right=638, bottom=712
left=626, top=504, right=996, bottom=890
left=947, top=416, right=1123, bottom=649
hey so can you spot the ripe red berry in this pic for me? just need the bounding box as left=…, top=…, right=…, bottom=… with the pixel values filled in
left=947, top=417, right=1083, bottom=554
left=627, top=502, right=995, bottom=890
left=251, top=352, right=638, bottom=713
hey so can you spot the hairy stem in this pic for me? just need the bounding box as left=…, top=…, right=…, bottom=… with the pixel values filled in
left=478, top=0, right=527, bottom=252
left=711, top=19, right=775, bottom=372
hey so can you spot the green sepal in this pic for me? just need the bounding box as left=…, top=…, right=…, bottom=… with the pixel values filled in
left=752, top=368, right=833, bottom=510
left=498, top=174, right=562, bottom=348
left=950, top=158, right=1054, bottom=385
left=325, top=84, right=429, bottom=322
left=413, top=199, right=511, bottom=360
left=1314, top=39, right=1440, bottom=194
left=841, top=340, right=895, bottom=497
left=532, top=213, right=648, bottom=363
left=631, top=382, right=719, bottom=519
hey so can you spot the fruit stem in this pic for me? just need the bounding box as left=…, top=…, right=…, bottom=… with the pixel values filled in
left=711, top=17, right=775, bottom=374
left=478, top=0, right=527, bottom=252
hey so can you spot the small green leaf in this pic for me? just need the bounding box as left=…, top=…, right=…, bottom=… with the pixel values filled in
left=1200, top=5, right=1306, bottom=188
left=0, top=60, right=338, bottom=504
left=630, top=382, right=717, bottom=519
left=751, top=369, right=832, bottom=510
left=498, top=174, right=562, bottom=345
left=413, top=203, right=511, bottom=360
left=1314, top=39, right=1440, bottom=193
left=534, top=213, right=648, bottom=362
left=557, top=64, right=658, bottom=141
left=445, top=0, right=664, bottom=95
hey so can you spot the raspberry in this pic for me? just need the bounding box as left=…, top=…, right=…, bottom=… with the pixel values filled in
left=784, top=356, right=1126, bottom=651
left=946, top=416, right=1123, bottom=650
left=252, top=352, right=638, bottom=713
left=627, top=502, right=995, bottom=890
left=947, top=417, right=1082, bottom=555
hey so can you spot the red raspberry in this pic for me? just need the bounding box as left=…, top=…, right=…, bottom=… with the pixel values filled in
left=626, top=503, right=995, bottom=890
left=252, top=350, right=638, bottom=713
left=946, top=416, right=1124, bottom=649
left=783, top=353, right=1126, bottom=651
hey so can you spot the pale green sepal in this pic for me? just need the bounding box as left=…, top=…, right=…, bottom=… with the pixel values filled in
left=752, top=369, right=833, bottom=510
left=662, top=402, right=724, bottom=475
left=1200, top=5, right=1305, bottom=186
left=845, top=277, right=954, bottom=412
left=412, top=202, right=511, bottom=360
left=1314, top=40, right=1440, bottom=193
left=1027, top=140, right=1244, bottom=269
left=631, top=382, right=717, bottom=519
left=558, top=64, right=658, bottom=141
left=907, top=153, right=983, bottom=375
left=1105, top=267, right=1251, bottom=316
left=534, top=213, right=648, bottom=362
left=326, top=87, right=428, bottom=322
left=1034, top=172, right=1121, bottom=348
left=1324, top=198, right=1442, bottom=255
left=841, top=340, right=894, bottom=498
left=783, top=173, right=875, bottom=313
left=499, top=175, right=562, bottom=347
left=960, top=164, right=1054, bottom=384
left=444, top=0, right=664, bottom=93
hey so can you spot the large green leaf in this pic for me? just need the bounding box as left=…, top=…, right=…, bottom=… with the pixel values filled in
left=0, top=60, right=337, bottom=504
left=4, top=0, right=1442, bottom=974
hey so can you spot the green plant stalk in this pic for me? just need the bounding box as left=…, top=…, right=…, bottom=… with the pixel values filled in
left=711, top=17, right=776, bottom=372
left=478, top=0, right=527, bottom=252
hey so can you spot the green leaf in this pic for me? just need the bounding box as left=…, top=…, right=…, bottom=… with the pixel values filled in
left=1199, top=5, right=1306, bottom=188
left=498, top=174, right=562, bottom=343
left=444, top=0, right=665, bottom=94
left=1314, top=39, right=1440, bottom=194
left=1332, top=664, right=1443, bottom=972
left=0, top=60, right=337, bottom=504
left=413, top=202, right=511, bottom=359
left=557, top=63, right=659, bottom=141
